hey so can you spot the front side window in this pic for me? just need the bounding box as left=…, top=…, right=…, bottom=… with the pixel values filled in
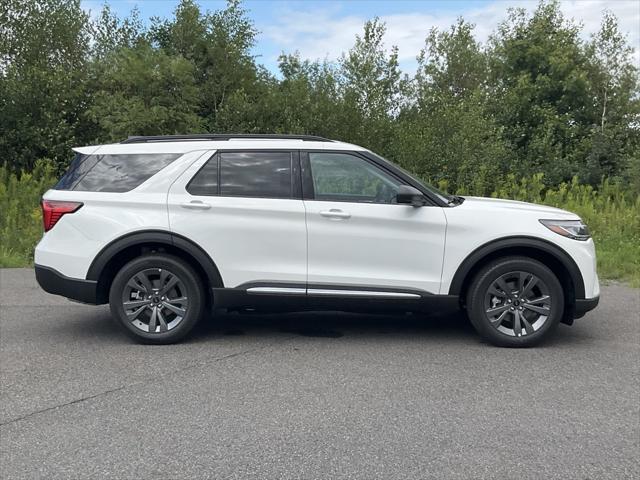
left=55, top=153, right=180, bottom=193
left=309, top=152, right=402, bottom=204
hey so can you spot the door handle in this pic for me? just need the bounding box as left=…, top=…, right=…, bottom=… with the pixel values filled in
left=180, top=200, right=211, bottom=210
left=319, top=209, right=351, bottom=219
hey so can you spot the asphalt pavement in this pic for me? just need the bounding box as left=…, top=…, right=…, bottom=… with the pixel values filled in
left=0, top=268, right=638, bottom=479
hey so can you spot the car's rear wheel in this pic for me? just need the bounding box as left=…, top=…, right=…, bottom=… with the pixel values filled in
left=466, top=256, right=564, bottom=347
left=109, top=254, right=205, bottom=344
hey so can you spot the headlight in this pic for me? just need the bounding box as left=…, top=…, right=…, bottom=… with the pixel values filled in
left=539, top=219, right=591, bottom=241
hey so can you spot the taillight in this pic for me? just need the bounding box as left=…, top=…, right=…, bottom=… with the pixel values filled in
left=41, top=200, right=83, bottom=232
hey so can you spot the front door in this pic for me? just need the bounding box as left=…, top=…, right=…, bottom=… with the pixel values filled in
left=302, top=151, right=447, bottom=295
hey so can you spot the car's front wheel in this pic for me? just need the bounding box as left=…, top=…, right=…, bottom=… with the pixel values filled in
left=466, top=256, right=564, bottom=347
left=109, top=254, right=205, bottom=344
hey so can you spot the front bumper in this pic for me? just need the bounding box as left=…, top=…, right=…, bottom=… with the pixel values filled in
left=35, top=264, right=99, bottom=304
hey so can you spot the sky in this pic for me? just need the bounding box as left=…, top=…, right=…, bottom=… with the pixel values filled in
left=80, top=0, right=640, bottom=74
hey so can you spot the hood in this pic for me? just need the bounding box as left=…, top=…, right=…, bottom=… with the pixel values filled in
left=460, top=196, right=578, bottom=218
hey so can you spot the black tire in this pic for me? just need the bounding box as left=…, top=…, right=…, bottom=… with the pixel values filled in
left=466, top=256, right=564, bottom=347
left=109, top=254, right=205, bottom=344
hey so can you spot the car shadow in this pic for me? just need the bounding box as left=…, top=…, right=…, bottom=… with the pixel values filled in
left=191, top=309, right=478, bottom=343
left=51, top=304, right=594, bottom=348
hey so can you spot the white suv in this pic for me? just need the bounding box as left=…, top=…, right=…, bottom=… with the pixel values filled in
left=35, top=134, right=599, bottom=346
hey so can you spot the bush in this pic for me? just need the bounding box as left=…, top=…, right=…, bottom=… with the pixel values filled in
left=0, top=161, right=58, bottom=267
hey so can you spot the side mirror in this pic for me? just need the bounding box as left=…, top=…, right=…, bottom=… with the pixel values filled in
left=396, top=185, right=427, bottom=207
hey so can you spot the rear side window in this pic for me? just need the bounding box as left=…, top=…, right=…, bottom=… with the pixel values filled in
left=187, top=152, right=292, bottom=198
left=55, top=153, right=181, bottom=193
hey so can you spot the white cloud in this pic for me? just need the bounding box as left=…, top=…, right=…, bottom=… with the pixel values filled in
left=261, top=0, right=640, bottom=71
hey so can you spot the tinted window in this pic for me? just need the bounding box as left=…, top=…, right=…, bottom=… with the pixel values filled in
left=54, top=153, right=99, bottom=190
left=309, top=152, right=401, bottom=204
left=55, top=153, right=180, bottom=193
left=187, top=156, right=218, bottom=196
left=219, top=152, right=292, bottom=198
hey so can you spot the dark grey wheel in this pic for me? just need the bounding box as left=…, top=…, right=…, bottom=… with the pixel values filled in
left=484, top=271, right=552, bottom=338
left=466, top=256, right=564, bottom=347
left=122, top=268, right=189, bottom=334
left=109, top=254, right=205, bottom=344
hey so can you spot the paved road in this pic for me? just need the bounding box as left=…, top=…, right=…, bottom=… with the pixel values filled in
left=0, top=268, right=638, bottom=479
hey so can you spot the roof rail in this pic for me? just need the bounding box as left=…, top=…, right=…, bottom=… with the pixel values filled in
left=121, top=134, right=334, bottom=144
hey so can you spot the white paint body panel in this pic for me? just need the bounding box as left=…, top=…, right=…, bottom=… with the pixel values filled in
left=34, top=149, right=208, bottom=279
left=440, top=197, right=599, bottom=298
left=167, top=151, right=307, bottom=287
left=304, top=201, right=447, bottom=293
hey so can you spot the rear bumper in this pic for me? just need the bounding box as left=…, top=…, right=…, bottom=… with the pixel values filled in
left=34, top=264, right=99, bottom=304
left=574, top=295, right=600, bottom=319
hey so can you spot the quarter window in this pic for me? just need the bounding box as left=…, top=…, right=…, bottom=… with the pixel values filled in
left=187, top=156, right=218, bottom=196
left=55, top=153, right=180, bottom=193
left=309, top=152, right=401, bottom=204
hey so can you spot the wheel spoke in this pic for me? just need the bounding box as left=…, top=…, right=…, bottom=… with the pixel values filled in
left=513, top=310, right=522, bottom=336
left=521, top=314, right=534, bottom=335
left=521, top=275, right=538, bottom=298
left=488, top=285, right=507, bottom=298
left=135, top=273, right=153, bottom=294
left=495, top=277, right=511, bottom=296
left=490, top=309, right=509, bottom=326
left=123, top=299, right=150, bottom=309
left=157, top=309, right=168, bottom=332
left=127, top=305, right=147, bottom=321
left=159, top=269, right=169, bottom=287
left=148, top=307, right=158, bottom=333
left=160, top=275, right=179, bottom=296
left=127, top=277, right=146, bottom=293
left=527, top=295, right=550, bottom=305
left=162, top=301, right=186, bottom=317
left=518, top=272, right=528, bottom=293
left=524, top=303, right=550, bottom=315
left=166, top=296, right=187, bottom=305
left=486, top=304, right=511, bottom=316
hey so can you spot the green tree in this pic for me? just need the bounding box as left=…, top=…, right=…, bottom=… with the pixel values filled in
left=338, top=18, right=403, bottom=154
left=488, top=0, right=593, bottom=183
left=585, top=12, right=640, bottom=187
left=393, top=19, right=507, bottom=192
left=0, top=0, right=90, bottom=171
left=86, top=43, right=203, bottom=142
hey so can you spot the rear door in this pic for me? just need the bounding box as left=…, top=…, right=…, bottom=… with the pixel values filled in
left=168, top=150, right=307, bottom=289
left=302, top=151, right=447, bottom=295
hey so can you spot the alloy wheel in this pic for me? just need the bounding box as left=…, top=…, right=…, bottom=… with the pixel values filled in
left=121, top=268, right=189, bottom=333
left=484, top=271, right=552, bottom=337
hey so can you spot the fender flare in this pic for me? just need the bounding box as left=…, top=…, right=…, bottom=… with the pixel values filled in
left=86, top=230, right=224, bottom=288
left=448, top=236, right=585, bottom=299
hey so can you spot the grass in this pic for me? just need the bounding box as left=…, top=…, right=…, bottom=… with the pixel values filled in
left=1, top=164, right=639, bottom=286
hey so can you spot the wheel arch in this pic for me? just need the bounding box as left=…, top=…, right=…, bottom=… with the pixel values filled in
left=449, top=236, right=585, bottom=323
left=87, top=230, right=223, bottom=304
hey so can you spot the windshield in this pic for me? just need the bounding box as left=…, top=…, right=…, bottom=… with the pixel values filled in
left=366, top=152, right=455, bottom=204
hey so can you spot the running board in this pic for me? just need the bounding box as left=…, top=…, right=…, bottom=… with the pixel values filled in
left=213, top=282, right=459, bottom=314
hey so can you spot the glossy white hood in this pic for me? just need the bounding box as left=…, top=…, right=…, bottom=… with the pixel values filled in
left=460, top=196, right=578, bottom=218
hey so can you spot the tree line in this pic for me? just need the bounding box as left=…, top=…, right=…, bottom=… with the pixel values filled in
left=1, top=0, right=638, bottom=194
